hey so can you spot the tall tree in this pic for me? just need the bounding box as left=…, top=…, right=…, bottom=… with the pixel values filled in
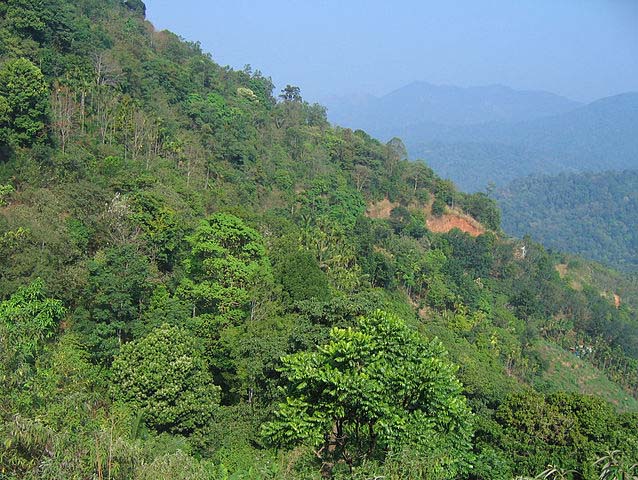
left=180, top=212, right=272, bottom=324
left=0, top=58, right=49, bottom=147
left=279, top=84, right=302, bottom=103
left=263, top=310, right=473, bottom=478
left=111, top=323, right=220, bottom=434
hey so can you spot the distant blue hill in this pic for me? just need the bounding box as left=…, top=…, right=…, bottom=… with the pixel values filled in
left=326, top=82, right=638, bottom=192
left=326, top=81, right=582, bottom=133
left=405, top=93, right=638, bottom=190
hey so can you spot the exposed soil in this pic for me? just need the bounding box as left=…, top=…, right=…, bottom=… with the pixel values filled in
left=555, top=263, right=568, bottom=278
left=366, top=198, right=398, bottom=219
left=366, top=198, right=485, bottom=238
left=426, top=213, right=485, bottom=237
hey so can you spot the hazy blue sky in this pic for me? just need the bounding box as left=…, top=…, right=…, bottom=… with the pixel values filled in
left=145, top=0, right=638, bottom=103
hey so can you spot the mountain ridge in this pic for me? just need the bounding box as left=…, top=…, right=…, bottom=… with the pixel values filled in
left=326, top=80, right=582, bottom=134
left=406, top=92, right=638, bottom=190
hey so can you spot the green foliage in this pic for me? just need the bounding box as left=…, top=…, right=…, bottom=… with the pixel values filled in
left=498, top=170, right=638, bottom=272
left=279, top=84, right=302, bottom=103
left=277, top=250, right=330, bottom=302
left=493, top=391, right=638, bottom=479
left=595, top=450, right=638, bottom=480
left=111, top=324, right=221, bottom=434
left=0, top=183, right=14, bottom=205
left=462, top=191, right=501, bottom=230
left=432, top=196, right=446, bottom=216
left=130, top=191, right=184, bottom=269
left=180, top=212, right=271, bottom=322
left=79, top=244, right=152, bottom=362
left=298, top=176, right=366, bottom=230
left=124, top=0, right=146, bottom=16
left=0, top=58, right=49, bottom=147
left=0, top=280, right=67, bottom=416
left=1, top=0, right=638, bottom=477
left=263, top=310, right=473, bottom=478
left=3, top=0, right=48, bottom=39
left=0, top=279, right=65, bottom=364
left=178, top=212, right=274, bottom=399
left=187, top=92, right=234, bottom=131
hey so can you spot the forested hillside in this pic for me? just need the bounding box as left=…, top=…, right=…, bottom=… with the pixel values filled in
left=1, top=1, right=638, bottom=479
left=498, top=170, right=638, bottom=272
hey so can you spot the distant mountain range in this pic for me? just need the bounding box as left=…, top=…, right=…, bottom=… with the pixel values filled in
left=326, top=81, right=582, bottom=132
left=325, top=83, right=638, bottom=191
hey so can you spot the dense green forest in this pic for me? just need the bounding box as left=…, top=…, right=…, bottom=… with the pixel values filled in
left=498, top=171, right=638, bottom=273
left=1, top=1, right=638, bottom=478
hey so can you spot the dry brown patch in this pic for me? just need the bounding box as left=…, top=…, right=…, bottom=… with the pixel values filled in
left=556, top=263, right=568, bottom=278
left=366, top=198, right=398, bottom=219
left=426, top=212, right=485, bottom=237
left=419, top=193, right=435, bottom=216
left=614, top=293, right=621, bottom=309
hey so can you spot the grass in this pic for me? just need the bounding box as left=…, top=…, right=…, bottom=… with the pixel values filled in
left=534, top=340, right=638, bottom=412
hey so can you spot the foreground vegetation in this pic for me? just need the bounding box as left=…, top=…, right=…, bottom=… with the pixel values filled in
left=1, top=1, right=638, bottom=478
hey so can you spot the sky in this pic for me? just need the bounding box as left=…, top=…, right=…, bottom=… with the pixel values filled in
left=144, top=0, right=638, bottom=104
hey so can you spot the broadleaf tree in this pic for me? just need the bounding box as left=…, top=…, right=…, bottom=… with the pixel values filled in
left=263, top=310, right=474, bottom=478
left=111, top=323, right=220, bottom=434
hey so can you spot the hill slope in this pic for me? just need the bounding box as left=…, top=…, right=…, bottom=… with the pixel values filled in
left=497, top=170, right=638, bottom=272
left=1, top=1, right=638, bottom=479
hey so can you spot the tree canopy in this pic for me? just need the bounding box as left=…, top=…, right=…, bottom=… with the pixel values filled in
left=111, top=323, right=220, bottom=434
left=264, top=310, right=473, bottom=478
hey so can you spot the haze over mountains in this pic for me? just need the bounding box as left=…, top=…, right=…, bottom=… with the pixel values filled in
left=326, top=81, right=582, bottom=131
left=325, top=83, right=638, bottom=191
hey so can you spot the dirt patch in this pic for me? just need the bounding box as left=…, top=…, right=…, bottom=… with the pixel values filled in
left=366, top=198, right=485, bottom=237
left=426, top=213, right=485, bottom=237
left=366, top=198, right=398, bottom=220
left=601, top=291, right=622, bottom=308
left=614, top=293, right=621, bottom=308
left=570, top=280, right=583, bottom=291
left=555, top=264, right=568, bottom=278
